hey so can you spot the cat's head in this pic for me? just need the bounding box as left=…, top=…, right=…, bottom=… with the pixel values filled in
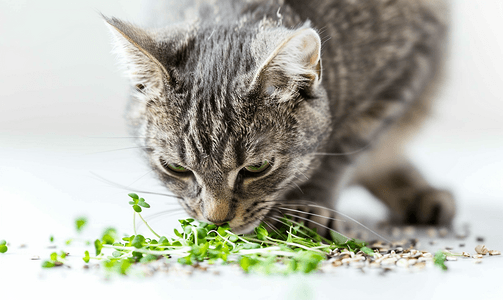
left=105, top=15, right=331, bottom=233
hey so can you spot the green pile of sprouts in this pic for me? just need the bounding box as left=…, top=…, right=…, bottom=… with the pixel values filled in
left=43, top=193, right=375, bottom=275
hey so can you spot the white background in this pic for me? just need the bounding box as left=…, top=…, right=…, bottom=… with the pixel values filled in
left=0, top=0, right=502, bottom=299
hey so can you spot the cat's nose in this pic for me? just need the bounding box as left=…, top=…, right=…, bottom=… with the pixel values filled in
left=206, top=217, right=233, bottom=226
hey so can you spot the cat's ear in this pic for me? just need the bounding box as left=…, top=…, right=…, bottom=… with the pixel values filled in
left=252, top=28, right=322, bottom=101
left=103, top=15, right=169, bottom=94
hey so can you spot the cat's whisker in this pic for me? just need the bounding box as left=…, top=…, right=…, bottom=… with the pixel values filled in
left=272, top=209, right=349, bottom=240
left=276, top=206, right=345, bottom=223
left=137, top=209, right=188, bottom=230
left=90, top=172, right=182, bottom=200
left=267, top=215, right=321, bottom=240
left=294, top=168, right=309, bottom=181
left=312, top=143, right=371, bottom=156
left=83, top=146, right=151, bottom=155
left=262, top=220, right=283, bottom=237
left=278, top=201, right=391, bottom=243
left=126, top=169, right=155, bottom=187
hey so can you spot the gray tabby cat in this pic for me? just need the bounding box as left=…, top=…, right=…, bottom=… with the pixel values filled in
left=104, top=0, right=456, bottom=235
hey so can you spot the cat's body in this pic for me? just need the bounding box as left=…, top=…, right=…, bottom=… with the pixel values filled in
left=105, top=0, right=455, bottom=235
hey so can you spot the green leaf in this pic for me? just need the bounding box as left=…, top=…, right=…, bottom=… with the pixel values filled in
left=0, top=245, right=7, bottom=253
left=133, top=205, right=142, bottom=213
left=50, top=252, right=58, bottom=261
left=50, top=235, right=54, bottom=243
left=60, top=251, right=67, bottom=259
left=101, top=227, right=118, bottom=245
left=94, top=239, right=103, bottom=256
left=158, top=236, right=170, bottom=245
left=42, top=261, right=55, bottom=268
left=434, top=251, right=448, bottom=271
left=360, top=246, right=374, bottom=256
left=254, top=225, right=269, bottom=240
left=140, top=254, right=158, bottom=263
left=128, top=193, right=139, bottom=200
left=132, top=235, right=145, bottom=248
left=83, top=251, right=90, bottom=263
left=137, top=198, right=150, bottom=208
left=112, top=251, right=123, bottom=258
left=0, top=240, right=6, bottom=245
left=75, top=217, right=88, bottom=232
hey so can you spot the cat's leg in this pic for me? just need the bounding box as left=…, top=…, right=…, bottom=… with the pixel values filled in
left=354, top=150, right=456, bottom=226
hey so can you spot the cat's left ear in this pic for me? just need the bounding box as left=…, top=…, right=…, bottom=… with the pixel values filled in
left=252, top=28, right=322, bottom=101
left=103, top=15, right=170, bottom=95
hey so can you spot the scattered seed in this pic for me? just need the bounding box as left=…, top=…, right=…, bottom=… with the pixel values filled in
left=475, top=245, right=489, bottom=255
left=459, top=243, right=465, bottom=248
left=488, top=250, right=500, bottom=256
left=472, top=254, right=483, bottom=259
left=476, top=237, right=485, bottom=242
left=473, top=259, right=482, bottom=264
left=462, top=252, right=471, bottom=257
left=445, top=256, right=457, bottom=261
left=30, top=256, right=40, bottom=260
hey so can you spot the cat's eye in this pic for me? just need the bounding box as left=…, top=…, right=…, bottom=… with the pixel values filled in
left=160, top=158, right=190, bottom=174
left=244, top=160, right=271, bottom=173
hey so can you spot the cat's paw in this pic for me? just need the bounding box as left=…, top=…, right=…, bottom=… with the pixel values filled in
left=403, top=189, right=456, bottom=225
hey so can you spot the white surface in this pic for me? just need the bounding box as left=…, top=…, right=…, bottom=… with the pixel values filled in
left=0, top=0, right=502, bottom=299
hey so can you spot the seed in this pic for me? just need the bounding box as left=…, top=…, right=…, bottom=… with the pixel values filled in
left=488, top=250, right=500, bottom=256
left=427, top=228, right=437, bottom=238
left=462, top=252, right=471, bottom=257
left=408, top=258, right=418, bottom=265
left=472, top=254, right=483, bottom=259
left=396, top=259, right=409, bottom=268
left=332, top=260, right=343, bottom=267
left=476, top=237, right=485, bottom=242
left=473, top=259, right=482, bottom=264
left=422, top=252, right=433, bottom=258
left=445, top=256, right=457, bottom=261
left=475, top=245, right=489, bottom=255
left=459, top=243, right=465, bottom=247
left=381, top=258, right=396, bottom=265
left=30, top=256, right=40, bottom=260
left=414, top=262, right=426, bottom=269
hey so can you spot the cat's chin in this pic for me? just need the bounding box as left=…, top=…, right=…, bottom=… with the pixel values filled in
left=230, top=219, right=263, bottom=235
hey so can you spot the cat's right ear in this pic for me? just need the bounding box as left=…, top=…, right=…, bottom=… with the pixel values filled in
left=103, top=15, right=169, bottom=94
left=251, top=28, right=323, bottom=102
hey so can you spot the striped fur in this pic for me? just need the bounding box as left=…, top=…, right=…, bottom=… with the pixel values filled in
left=105, top=0, right=455, bottom=236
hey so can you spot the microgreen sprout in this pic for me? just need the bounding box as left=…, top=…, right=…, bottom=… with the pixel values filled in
left=0, top=240, right=7, bottom=253
left=42, top=251, right=67, bottom=268
left=75, top=217, right=88, bottom=233
left=41, top=194, right=373, bottom=276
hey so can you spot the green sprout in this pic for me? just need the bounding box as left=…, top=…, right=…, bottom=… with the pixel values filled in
left=434, top=251, right=448, bottom=270
left=75, top=217, right=88, bottom=233
left=0, top=240, right=8, bottom=253
left=42, top=251, right=67, bottom=268
left=40, top=194, right=374, bottom=276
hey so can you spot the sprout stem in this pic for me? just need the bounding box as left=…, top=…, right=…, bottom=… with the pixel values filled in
left=137, top=212, right=160, bottom=238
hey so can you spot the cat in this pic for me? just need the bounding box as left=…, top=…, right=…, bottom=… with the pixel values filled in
left=104, top=0, right=456, bottom=236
